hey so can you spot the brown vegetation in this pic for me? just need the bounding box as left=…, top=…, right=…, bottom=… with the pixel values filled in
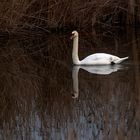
left=0, top=29, right=139, bottom=139
left=0, top=0, right=139, bottom=34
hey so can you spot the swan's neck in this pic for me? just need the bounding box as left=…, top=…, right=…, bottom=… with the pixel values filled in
left=72, top=36, right=80, bottom=65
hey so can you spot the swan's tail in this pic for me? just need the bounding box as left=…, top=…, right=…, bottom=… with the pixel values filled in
left=115, top=56, right=129, bottom=64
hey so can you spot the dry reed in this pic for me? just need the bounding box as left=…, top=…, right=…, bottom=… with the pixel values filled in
left=0, top=30, right=139, bottom=139
left=0, top=0, right=139, bottom=34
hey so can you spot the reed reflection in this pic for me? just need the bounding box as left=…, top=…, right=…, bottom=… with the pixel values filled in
left=72, top=65, right=126, bottom=98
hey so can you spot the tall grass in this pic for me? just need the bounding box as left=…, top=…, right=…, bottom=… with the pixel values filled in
left=0, top=0, right=139, bottom=34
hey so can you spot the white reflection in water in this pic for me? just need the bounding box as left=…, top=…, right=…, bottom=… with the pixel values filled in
left=72, top=65, right=127, bottom=98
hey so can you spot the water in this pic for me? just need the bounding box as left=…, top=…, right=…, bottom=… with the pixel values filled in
left=0, top=30, right=139, bottom=140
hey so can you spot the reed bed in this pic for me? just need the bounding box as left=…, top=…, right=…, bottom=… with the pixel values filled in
left=0, top=31, right=139, bottom=139
left=0, top=0, right=139, bottom=34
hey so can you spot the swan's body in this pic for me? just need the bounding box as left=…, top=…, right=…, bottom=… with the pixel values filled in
left=71, top=31, right=128, bottom=65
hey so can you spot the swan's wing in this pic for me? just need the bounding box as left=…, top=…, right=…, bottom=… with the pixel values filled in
left=80, top=53, right=120, bottom=65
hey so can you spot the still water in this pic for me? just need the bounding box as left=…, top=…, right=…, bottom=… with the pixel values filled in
left=0, top=30, right=139, bottom=140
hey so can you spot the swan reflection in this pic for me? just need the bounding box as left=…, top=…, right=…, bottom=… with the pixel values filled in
left=72, top=65, right=126, bottom=98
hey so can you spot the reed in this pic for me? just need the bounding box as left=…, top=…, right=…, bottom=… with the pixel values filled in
left=0, top=31, right=139, bottom=139
left=0, top=0, right=139, bottom=34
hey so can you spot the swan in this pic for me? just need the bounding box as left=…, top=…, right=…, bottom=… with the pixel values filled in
left=70, top=31, right=129, bottom=65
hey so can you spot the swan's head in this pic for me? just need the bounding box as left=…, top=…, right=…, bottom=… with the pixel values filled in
left=70, top=31, right=78, bottom=39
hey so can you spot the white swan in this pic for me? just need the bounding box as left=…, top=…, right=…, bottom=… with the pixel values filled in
left=70, top=31, right=129, bottom=65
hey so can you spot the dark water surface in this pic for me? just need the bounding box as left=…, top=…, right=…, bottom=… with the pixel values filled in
left=0, top=30, right=140, bottom=140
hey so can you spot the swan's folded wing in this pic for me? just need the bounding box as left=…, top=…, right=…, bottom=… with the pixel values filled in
left=80, top=53, right=115, bottom=65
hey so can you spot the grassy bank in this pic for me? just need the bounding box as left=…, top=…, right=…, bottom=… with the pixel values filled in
left=0, top=0, right=139, bottom=34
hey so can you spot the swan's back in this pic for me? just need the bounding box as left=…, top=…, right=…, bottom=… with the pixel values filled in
left=80, top=53, right=120, bottom=65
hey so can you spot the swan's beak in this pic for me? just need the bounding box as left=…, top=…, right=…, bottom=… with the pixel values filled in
left=70, top=33, right=75, bottom=39
left=70, top=35, right=73, bottom=39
